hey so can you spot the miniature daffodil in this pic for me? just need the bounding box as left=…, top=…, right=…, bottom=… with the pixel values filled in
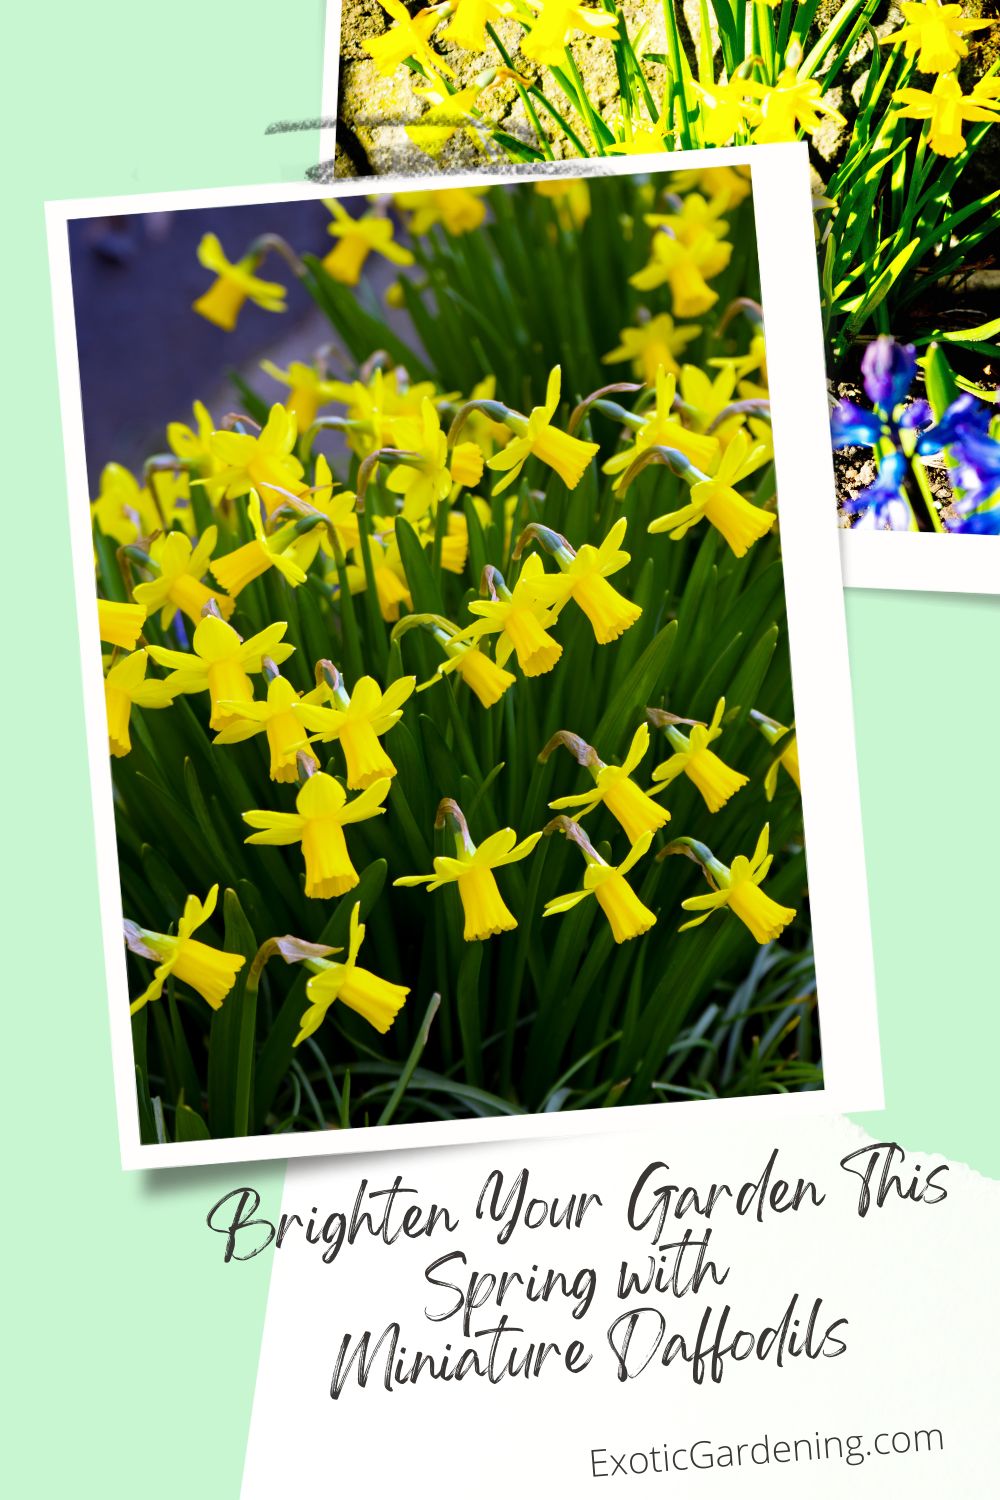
left=752, top=711, right=801, bottom=800
left=486, top=367, right=599, bottom=494
left=604, top=367, right=721, bottom=488
left=459, top=556, right=563, bottom=676
left=210, top=491, right=309, bottom=597
left=520, top=0, right=619, bottom=67
left=243, top=772, right=391, bottom=899
left=544, top=825, right=656, bottom=943
left=677, top=825, right=797, bottom=944
left=131, top=526, right=234, bottom=628
left=630, top=229, right=732, bottom=317
left=192, top=233, right=287, bottom=331
left=104, top=649, right=174, bottom=758
left=298, top=672, right=416, bottom=789
left=345, top=516, right=413, bottom=621
left=395, top=799, right=540, bottom=941
left=893, top=72, right=1000, bottom=156
left=747, top=64, right=847, bottom=145
left=545, top=723, right=670, bottom=843
left=647, top=428, right=774, bottom=557
left=363, top=0, right=453, bottom=78
left=260, top=359, right=343, bottom=433
left=881, top=1, right=990, bottom=74
left=604, top=313, right=703, bottom=383
left=147, top=616, right=294, bottom=730
left=395, top=187, right=490, bottom=235
left=649, top=699, right=748, bottom=813
left=322, top=200, right=416, bottom=286
left=517, top=518, right=642, bottom=644
left=291, top=902, right=410, bottom=1043
left=98, top=598, right=146, bottom=651
left=124, top=885, right=245, bottom=1014
left=208, top=404, right=306, bottom=513
left=213, top=674, right=317, bottom=783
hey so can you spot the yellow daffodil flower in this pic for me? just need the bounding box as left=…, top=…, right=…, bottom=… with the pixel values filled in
left=291, top=902, right=410, bottom=1043
left=364, top=0, right=453, bottom=78
left=210, top=491, right=308, bottom=597
left=259, top=359, right=342, bottom=434
left=396, top=187, right=490, bottom=235
left=678, top=824, right=797, bottom=944
left=98, top=598, right=146, bottom=651
left=328, top=367, right=450, bottom=458
left=283, top=455, right=360, bottom=571
left=395, top=799, right=541, bottom=941
left=132, top=527, right=234, bottom=628
left=546, top=723, right=670, bottom=843
left=650, top=698, right=748, bottom=813
left=298, top=673, right=416, bottom=788
left=92, top=463, right=149, bottom=545
left=753, top=711, right=801, bottom=800
left=104, top=649, right=174, bottom=758
left=148, top=616, right=294, bottom=730
left=604, top=313, right=703, bottom=383
left=881, top=1, right=989, bottom=73
left=630, top=229, right=732, bottom=317
left=520, top=0, right=619, bottom=67
left=534, top=178, right=591, bottom=229
left=208, top=404, right=306, bottom=514
left=747, top=64, right=847, bottom=145
left=419, top=621, right=517, bottom=707
left=192, top=233, right=287, bottom=331
left=213, top=674, right=318, bottom=783
left=517, top=518, right=642, bottom=644
left=647, top=191, right=732, bottom=251
left=345, top=516, right=413, bottom=621
left=893, top=72, right=1000, bottom=156
left=385, top=398, right=483, bottom=523
left=243, top=772, right=391, bottom=899
left=711, top=331, right=768, bottom=388
left=459, top=555, right=563, bottom=676
left=322, top=200, right=416, bottom=286
left=406, top=77, right=487, bottom=158
left=91, top=461, right=191, bottom=543
left=437, top=508, right=473, bottom=574
left=647, top=428, right=774, bottom=557
left=167, top=401, right=227, bottom=506
left=442, top=0, right=505, bottom=50
left=604, top=367, right=721, bottom=488
left=486, top=367, right=599, bottom=494
left=608, top=120, right=671, bottom=155
left=544, top=827, right=656, bottom=943
left=690, top=78, right=759, bottom=145
left=124, top=885, right=245, bottom=1014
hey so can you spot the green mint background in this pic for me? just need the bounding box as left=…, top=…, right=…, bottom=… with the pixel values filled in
left=4, top=1, right=998, bottom=1494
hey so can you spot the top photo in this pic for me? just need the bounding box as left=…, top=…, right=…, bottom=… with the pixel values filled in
left=325, top=1, right=1000, bottom=590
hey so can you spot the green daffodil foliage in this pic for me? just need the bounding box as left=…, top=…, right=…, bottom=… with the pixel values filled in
left=94, top=172, right=818, bottom=1145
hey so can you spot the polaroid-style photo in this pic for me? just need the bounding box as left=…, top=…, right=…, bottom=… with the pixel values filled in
left=323, top=4, right=1000, bottom=596
left=47, top=146, right=880, bottom=1169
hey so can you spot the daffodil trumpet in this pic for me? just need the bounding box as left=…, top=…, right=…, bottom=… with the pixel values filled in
left=394, top=798, right=540, bottom=942
left=513, top=518, right=642, bottom=644
left=123, top=886, right=246, bottom=1014
left=541, top=723, right=670, bottom=843
left=252, top=907, right=410, bottom=1044
left=541, top=818, right=657, bottom=944
left=394, top=613, right=517, bottom=709
left=663, top=826, right=798, bottom=946
left=648, top=697, right=749, bottom=814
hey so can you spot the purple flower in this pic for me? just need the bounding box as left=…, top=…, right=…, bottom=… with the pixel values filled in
left=843, top=452, right=911, bottom=530
left=862, top=338, right=917, bottom=414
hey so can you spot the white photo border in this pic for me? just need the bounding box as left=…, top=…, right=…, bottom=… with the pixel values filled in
left=45, top=144, right=883, bottom=1170
left=841, top=531, right=1000, bottom=594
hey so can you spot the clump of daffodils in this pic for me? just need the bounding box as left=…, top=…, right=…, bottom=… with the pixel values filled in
left=96, top=177, right=809, bottom=1139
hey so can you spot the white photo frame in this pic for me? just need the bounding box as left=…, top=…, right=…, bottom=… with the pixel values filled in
left=46, top=145, right=882, bottom=1169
